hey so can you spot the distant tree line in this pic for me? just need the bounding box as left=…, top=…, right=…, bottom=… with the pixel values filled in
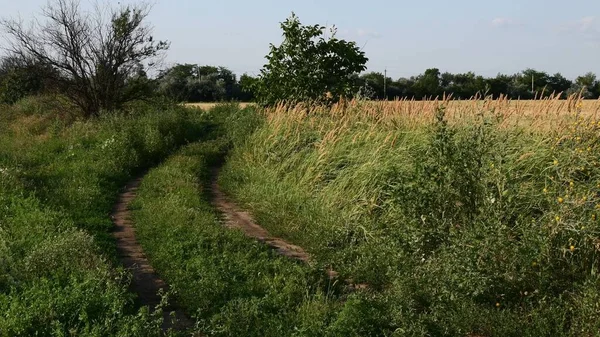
left=155, top=64, right=255, bottom=102
left=4, top=57, right=600, bottom=105
left=154, top=65, right=600, bottom=103
left=1, top=1, right=598, bottom=110
left=357, top=68, right=600, bottom=100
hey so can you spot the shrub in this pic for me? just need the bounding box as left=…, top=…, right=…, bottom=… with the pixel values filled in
left=252, top=13, right=368, bottom=106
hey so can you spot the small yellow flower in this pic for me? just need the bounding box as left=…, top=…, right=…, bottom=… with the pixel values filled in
left=496, top=302, right=501, bottom=308
left=596, top=204, right=600, bottom=210
left=588, top=147, right=592, bottom=152
left=569, top=181, right=574, bottom=187
left=555, top=215, right=561, bottom=222
left=543, top=188, right=548, bottom=193
left=531, top=261, right=537, bottom=267
left=558, top=197, right=564, bottom=204
left=570, top=245, right=575, bottom=252
left=593, top=214, right=597, bottom=221
left=553, top=160, right=559, bottom=166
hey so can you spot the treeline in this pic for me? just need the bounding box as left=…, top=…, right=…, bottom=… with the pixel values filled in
left=155, top=64, right=255, bottom=102
left=155, top=65, right=600, bottom=102
left=3, top=58, right=600, bottom=105
left=360, top=68, right=600, bottom=100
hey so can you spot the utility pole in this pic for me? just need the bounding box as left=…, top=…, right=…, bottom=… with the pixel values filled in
left=383, top=68, right=387, bottom=100
left=531, top=74, right=534, bottom=93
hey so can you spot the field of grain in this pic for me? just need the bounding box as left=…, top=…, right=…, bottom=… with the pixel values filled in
left=186, top=102, right=253, bottom=109
left=188, top=98, right=600, bottom=127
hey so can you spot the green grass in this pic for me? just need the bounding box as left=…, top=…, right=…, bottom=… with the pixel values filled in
left=4, top=96, right=600, bottom=336
left=219, top=104, right=600, bottom=336
left=0, top=96, right=213, bottom=336
left=130, top=105, right=402, bottom=336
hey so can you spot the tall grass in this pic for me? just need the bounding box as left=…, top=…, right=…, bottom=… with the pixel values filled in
left=0, top=97, right=212, bottom=336
left=130, top=118, right=400, bottom=336
left=220, top=97, right=600, bottom=335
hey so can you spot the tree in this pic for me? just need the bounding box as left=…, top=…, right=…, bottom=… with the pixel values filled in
left=0, top=56, right=55, bottom=104
left=157, top=64, right=247, bottom=102
left=156, top=63, right=197, bottom=101
left=1, top=0, right=168, bottom=117
left=359, top=72, right=386, bottom=99
left=413, top=68, right=442, bottom=99
left=547, top=73, right=572, bottom=97
left=442, top=72, right=486, bottom=99
left=238, top=73, right=257, bottom=101
left=569, top=72, right=600, bottom=99
left=485, top=74, right=512, bottom=98
left=253, top=13, right=368, bottom=106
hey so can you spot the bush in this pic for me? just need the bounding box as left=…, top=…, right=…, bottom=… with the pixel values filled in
left=252, top=13, right=368, bottom=106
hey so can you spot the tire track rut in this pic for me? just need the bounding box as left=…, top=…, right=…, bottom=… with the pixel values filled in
left=112, top=176, right=194, bottom=333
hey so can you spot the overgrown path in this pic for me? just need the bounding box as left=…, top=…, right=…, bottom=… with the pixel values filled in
left=210, top=167, right=312, bottom=263
left=112, top=176, right=194, bottom=333
left=210, top=166, right=368, bottom=290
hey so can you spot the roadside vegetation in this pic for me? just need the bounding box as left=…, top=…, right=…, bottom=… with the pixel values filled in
left=0, top=96, right=211, bottom=335
left=219, top=98, right=600, bottom=336
left=2, top=0, right=600, bottom=335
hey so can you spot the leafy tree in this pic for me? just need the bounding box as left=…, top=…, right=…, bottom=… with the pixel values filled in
left=156, top=64, right=198, bottom=101
left=0, top=56, right=55, bottom=104
left=359, top=72, right=385, bottom=99
left=1, top=0, right=168, bottom=117
left=413, top=68, right=442, bottom=99
left=157, top=64, right=247, bottom=102
left=253, top=13, right=368, bottom=106
left=570, top=72, right=600, bottom=99
left=547, top=73, right=572, bottom=97
left=238, top=73, right=257, bottom=101
left=484, top=74, right=511, bottom=98
left=442, top=72, right=486, bottom=98
left=395, top=77, right=417, bottom=98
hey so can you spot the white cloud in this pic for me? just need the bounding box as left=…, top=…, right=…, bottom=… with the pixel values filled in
left=558, top=17, right=600, bottom=46
left=491, top=17, right=514, bottom=28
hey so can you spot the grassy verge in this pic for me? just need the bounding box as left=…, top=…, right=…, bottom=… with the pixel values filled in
left=219, top=101, right=600, bottom=336
left=131, top=106, right=399, bottom=336
left=0, top=96, right=212, bottom=336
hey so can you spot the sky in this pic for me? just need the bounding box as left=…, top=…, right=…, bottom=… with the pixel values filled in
left=1, top=0, right=600, bottom=79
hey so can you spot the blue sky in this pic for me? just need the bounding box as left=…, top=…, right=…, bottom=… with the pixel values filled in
left=2, top=0, right=600, bottom=79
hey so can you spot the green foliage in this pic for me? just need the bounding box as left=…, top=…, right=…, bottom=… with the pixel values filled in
left=131, top=105, right=404, bottom=336
left=0, top=58, right=54, bottom=104
left=253, top=13, right=368, bottom=106
left=220, top=104, right=600, bottom=335
left=359, top=68, right=600, bottom=100
left=157, top=64, right=248, bottom=102
left=0, top=98, right=212, bottom=335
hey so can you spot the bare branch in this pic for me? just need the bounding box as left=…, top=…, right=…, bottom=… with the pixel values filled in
left=1, top=0, right=168, bottom=116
